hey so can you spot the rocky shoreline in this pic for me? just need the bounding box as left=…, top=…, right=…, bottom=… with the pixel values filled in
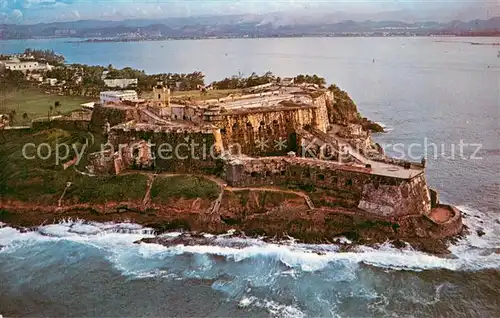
left=135, top=231, right=464, bottom=256
left=0, top=197, right=464, bottom=255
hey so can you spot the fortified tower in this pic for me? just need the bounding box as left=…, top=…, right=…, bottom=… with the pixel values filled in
left=153, top=81, right=171, bottom=118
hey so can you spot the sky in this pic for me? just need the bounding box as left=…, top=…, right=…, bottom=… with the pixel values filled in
left=0, top=0, right=497, bottom=24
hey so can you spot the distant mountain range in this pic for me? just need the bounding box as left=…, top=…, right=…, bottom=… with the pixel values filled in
left=1, top=15, right=499, bottom=40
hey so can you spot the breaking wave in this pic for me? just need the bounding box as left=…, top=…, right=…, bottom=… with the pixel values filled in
left=1, top=206, right=499, bottom=273
left=377, top=122, right=394, bottom=132
left=0, top=206, right=498, bottom=316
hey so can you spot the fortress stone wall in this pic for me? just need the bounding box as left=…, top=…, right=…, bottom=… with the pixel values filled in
left=107, top=123, right=221, bottom=174
left=32, top=119, right=90, bottom=132
left=311, top=90, right=332, bottom=132
left=224, top=156, right=431, bottom=218
left=216, top=108, right=309, bottom=156
left=213, top=93, right=330, bottom=157
left=89, top=104, right=140, bottom=133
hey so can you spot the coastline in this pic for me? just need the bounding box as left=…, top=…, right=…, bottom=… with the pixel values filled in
left=0, top=71, right=463, bottom=257
left=62, top=35, right=500, bottom=44
left=0, top=187, right=463, bottom=255
left=2, top=34, right=497, bottom=43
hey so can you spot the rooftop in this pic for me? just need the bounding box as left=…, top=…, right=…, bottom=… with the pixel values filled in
left=197, top=85, right=322, bottom=113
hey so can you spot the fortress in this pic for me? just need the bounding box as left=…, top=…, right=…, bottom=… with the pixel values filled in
left=70, top=79, right=461, bottom=241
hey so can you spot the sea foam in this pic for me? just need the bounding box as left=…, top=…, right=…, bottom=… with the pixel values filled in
left=0, top=205, right=499, bottom=275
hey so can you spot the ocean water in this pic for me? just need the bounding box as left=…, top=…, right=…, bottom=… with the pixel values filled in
left=0, top=37, right=499, bottom=317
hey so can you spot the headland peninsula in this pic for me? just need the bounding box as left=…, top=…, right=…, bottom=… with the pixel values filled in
left=0, top=51, right=464, bottom=254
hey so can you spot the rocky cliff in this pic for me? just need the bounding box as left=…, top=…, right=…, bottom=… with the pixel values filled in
left=0, top=185, right=462, bottom=254
left=327, top=85, right=384, bottom=133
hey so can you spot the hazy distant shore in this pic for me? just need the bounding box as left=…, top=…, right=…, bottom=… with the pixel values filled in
left=435, top=40, right=500, bottom=46
left=54, top=34, right=499, bottom=44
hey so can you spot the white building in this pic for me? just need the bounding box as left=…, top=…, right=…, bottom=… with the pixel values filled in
left=29, top=73, right=44, bottom=82
left=100, top=90, right=138, bottom=104
left=46, top=78, right=58, bottom=86
left=74, top=75, right=83, bottom=84
left=0, top=59, right=53, bottom=73
left=101, top=70, right=110, bottom=80
left=104, top=78, right=138, bottom=89
left=4, top=61, right=39, bottom=72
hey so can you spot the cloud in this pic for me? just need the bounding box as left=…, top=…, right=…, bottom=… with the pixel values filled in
left=10, top=8, right=23, bottom=20
left=70, top=9, right=79, bottom=19
left=1, top=0, right=497, bottom=24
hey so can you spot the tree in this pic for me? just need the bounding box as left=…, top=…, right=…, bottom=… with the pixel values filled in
left=6, top=70, right=25, bottom=87
left=293, top=74, right=326, bottom=87
left=22, top=112, right=28, bottom=120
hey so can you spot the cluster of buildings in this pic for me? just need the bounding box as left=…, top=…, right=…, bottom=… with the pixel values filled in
left=99, top=90, right=139, bottom=104
left=2, top=54, right=140, bottom=95
left=0, top=57, right=54, bottom=73
left=89, top=79, right=372, bottom=175
left=103, top=78, right=138, bottom=89
left=0, top=55, right=62, bottom=89
left=101, top=71, right=138, bottom=89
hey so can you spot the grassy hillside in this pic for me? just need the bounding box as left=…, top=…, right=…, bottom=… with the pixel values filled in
left=64, top=174, right=149, bottom=204
left=0, top=129, right=86, bottom=204
left=151, top=175, right=220, bottom=203
left=0, top=129, right=219, bottom=206
left=0, top=87, right=92, bottom=125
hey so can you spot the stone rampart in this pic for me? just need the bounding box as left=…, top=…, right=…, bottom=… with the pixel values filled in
left=224, top=156, right=431, bottom=218
left=431, top=204, right=463, bottom=238
left=397, top=204, right=463, bottom=239
left=0, top=126, right=32, bottom=139
left=310, top=90, right=332, bottom=133
left=89, top=104, right=140, bottom=133
left=32, top=119, right=90, bottom=131
left=358, top=173, right=431, bottom=217
left=107, top=124, right=220, bottom=174
left=215, top=105, right=329, bottom=157
left=217, top=108, right=304, bottom=156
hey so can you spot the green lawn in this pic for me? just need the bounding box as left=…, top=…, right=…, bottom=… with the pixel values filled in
left=0, top=129, right=220, bottom=206
left=0, top=88, right=93, bottom=125
left=0, top=129, right=146, bottom=205
left=0, top=129, right=87, bottom=204
left=65, top=174, right=149, bottom=204
left=150, top=175, right=220, bottom=203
